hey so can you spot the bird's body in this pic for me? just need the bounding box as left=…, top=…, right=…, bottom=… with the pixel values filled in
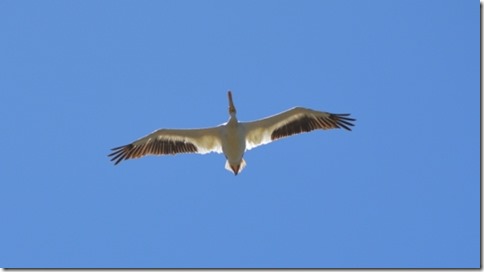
left=221, top=117, right=246, bottom=173
left=109, top=91, right=355, bottom=175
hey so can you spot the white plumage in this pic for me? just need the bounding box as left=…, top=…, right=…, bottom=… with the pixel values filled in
left=109, top=91, right=355, bottom=175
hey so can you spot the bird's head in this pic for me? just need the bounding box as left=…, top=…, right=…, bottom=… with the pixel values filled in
left=227, top=90, right=237, bottom=116
left=225, top=158, right=246, bottom=176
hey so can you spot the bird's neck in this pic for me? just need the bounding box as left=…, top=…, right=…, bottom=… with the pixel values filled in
left=228, top=113, right=238, bottom=125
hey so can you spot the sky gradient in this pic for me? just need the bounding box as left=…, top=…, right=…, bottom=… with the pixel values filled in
left=0, top=0, right=479, bottom=268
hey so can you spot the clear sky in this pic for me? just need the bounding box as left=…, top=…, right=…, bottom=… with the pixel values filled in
left=0, top=0, right=479, bottom=269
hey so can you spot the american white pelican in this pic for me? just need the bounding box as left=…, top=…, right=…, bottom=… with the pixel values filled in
left=109, top=91, right=355, bottom=175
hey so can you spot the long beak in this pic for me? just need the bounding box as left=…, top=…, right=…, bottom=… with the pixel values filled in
left=228, top=90, right=236, bottom=114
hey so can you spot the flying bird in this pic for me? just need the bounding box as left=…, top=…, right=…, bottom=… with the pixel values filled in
left=108, top=91, right=355, bottom=175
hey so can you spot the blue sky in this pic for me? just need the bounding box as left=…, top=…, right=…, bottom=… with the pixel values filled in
left=0, top=0, right=479, bottom=268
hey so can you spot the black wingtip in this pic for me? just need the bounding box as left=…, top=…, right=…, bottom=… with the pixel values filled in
left=332, top=113, right=356, bottom=131
left=108, top=144, right=131, bottom=165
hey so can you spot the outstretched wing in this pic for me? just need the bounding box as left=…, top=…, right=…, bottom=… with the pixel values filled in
left=242, top=107, right=355, bottom=150
left=108, top=126, right=223, bottom=165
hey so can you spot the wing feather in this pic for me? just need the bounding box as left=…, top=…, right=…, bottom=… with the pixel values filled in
left=242, top=107, right=355, bottom=150
left=108, top=126, right=223, bottom=165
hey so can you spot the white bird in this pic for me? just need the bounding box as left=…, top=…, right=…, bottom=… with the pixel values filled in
left=109, top=91, right=355, bottom=175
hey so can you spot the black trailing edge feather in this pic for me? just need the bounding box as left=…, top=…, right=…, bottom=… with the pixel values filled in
left=271, top=113, right=355, bottom=141
left=108, top=139, right=198, bottom=165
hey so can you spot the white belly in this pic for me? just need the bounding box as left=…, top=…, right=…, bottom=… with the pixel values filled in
left=222, top=124, right=246, bottom=163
